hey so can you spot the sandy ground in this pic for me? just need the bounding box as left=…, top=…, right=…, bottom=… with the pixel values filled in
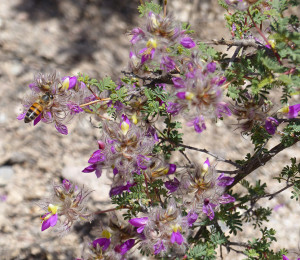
left=0, top=0, right=299, bottom=259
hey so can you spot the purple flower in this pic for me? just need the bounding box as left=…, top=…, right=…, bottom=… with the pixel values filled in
left=114, top=239, right=135, bottom=255
left=62, top=76, right=77, bottom=90
left=172, top=77, right=186, bottom=88
left=146, top=125, right=159, bottom=142
left=287, top=104, right=300, bottom=118
left=41, top=213, right=58, bottom=231
left=219, top=194, right=235, bottom=204
left=113, top=167, right=119, bottom=175
left=17, top=112, right=26, bottom=120
left=187, top=211, right=198, bottom=227
left=109, top=182, right=136, bottom=197
left=140, top=45, right=156, bottom=64
left=207, top=62, right=216, bottom=73
left=203, top=198, right=217, bottom=220
left=67, top=103, right=84, bottom=115
left=187, top=116, right=206, bottom=133
left=130, top=27, right=145, bottom=44
left=120, top=114, right=131, bottom=135
left=217, top=173, right=234, bottom=186
left=217, top=76, right=226, bottom=86
left=137, top=155, right=151, bottom=171
left=28, top=82, right=40, bottom=92
left=165, top=178, right=180, bottom=193
left=216, top=102, right=232, bottom=118
left=63, top=179, right=72, bottom=192
left=160, top=56, right=176, bottom=73
left=232, top=23, right=236, bottom=32
left=55, top=123, right=68, bottom=135
left=154, top=240, right=165, bottom=255
left=282, top=256, right=289, bottom=260
left=82, top=163, right=102, bottom=178
left=170, top=231, right=184, bottom=245
left=33, top=114, right=42, bottom=125
left=167, top=164, right=177, bottom=175
left=88, top=150, right=106, bottom=164
left=166, top=102, right=182, bottom=115
left=265, top=117, right=279, bottom=135
left=180, top=37, right=196, bottom=48
left=93, top=237, right=111, bottom=251
left=129, top=217, right=148, bottom=233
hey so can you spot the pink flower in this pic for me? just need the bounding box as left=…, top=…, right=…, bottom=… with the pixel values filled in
left=180, top=37, right=196, bottom=48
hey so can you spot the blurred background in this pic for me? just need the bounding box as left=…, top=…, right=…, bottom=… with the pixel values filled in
left=0, top=0, right=299, bottom=259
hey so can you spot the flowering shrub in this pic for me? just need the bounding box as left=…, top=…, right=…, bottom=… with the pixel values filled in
left=18, top=0, right=300, bottom=259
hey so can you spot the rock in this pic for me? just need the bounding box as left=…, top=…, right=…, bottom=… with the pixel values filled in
left=0, top=166, right=14, bottom=186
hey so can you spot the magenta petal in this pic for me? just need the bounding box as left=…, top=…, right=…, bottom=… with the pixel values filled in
left=41, top=214, right=58, bottom=231
left=219, top=194, right=235, bottom=204
left=207, top=62, right=216, bottom=73
left=282, top=255, right=289, bottom=260
left=170, top=231, right=183, bottom=245
left=17, top=112, right=26, bottom=120
left=93, top=238, right=111, bottom=251
left=180, top=37, right=196, bottom=48
left=165, top=178, right=180, bottom=193
left=167, top=164, right=177, bottom=175
left=33, top=114, right=42, bottom=126
left=63, top=179, right=72, bottom=191
left=288, top=104, right=300, bottom=118
left=176, top=92, right=186, bottom=99
left=41, top=220, right=51, bottom=231
left=265, top=117, right=279, bottom=135
left=82, top=164, right=97, bottom=173
left=88, top=150, right=106, bottom=164
left=113, top=167, right=119, bottom=175
left=95, top=166, right=102, bottom=178
left=55, top=123, right=68, bottom=135
left=203, top=200, right=216, bottom=220
left=172, top=77, right=185, bottom=88
left=129, top=217, right=148, bottom=227
left=115, top=239, right=135, bottom=255
left=154, top=240, right=165, bottom=255
left=187, top=211, right=198, bottom=227
left=170, top=231, right=176, bottom=244
left=68, top=76, right=77, bottom=89
left=217, top=173, right=234, bottom=186
left=136, top=226, right=145, bottom=233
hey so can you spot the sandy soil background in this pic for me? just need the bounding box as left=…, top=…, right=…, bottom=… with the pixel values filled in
left=0, top=0, right=299, bottom=259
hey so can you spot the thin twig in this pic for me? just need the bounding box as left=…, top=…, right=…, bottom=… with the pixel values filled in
left=227, top=241, right=249, bottom=248
left=208, top=38, right=262, bottom=48
left=262, top=183, right=294, bottom=200
left=180, top=150, right=192, bottom=164
left=226, top=138, right=299, bottom=190
left=79, top=98, right=110, bottom=108
left=247, top=9, right=282, bottom=65
left=163, top=0, right=167, bottom=16
left=177, top=143, right=241, bottom=168
left=94, top=207, right=119, bottom=215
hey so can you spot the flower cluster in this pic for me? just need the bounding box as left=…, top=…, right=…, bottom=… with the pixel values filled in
left=17, top=73, right=92, bottom=134
left=230, top=93, right=300, bottom=135
left=79, top=214, right=136, bottom=260
left=169, top=54, right=231, bottom=133
left=128, top=199, right=192, bottom=257
left=83, top=114, right=158, bottom=196
left=39, top=179, right=93, bottom=233
left=166, top=159, right=235, bottom=220
left=129, top=11, right=195, bottom=74
left=122, top=159, right=235, bottom=257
